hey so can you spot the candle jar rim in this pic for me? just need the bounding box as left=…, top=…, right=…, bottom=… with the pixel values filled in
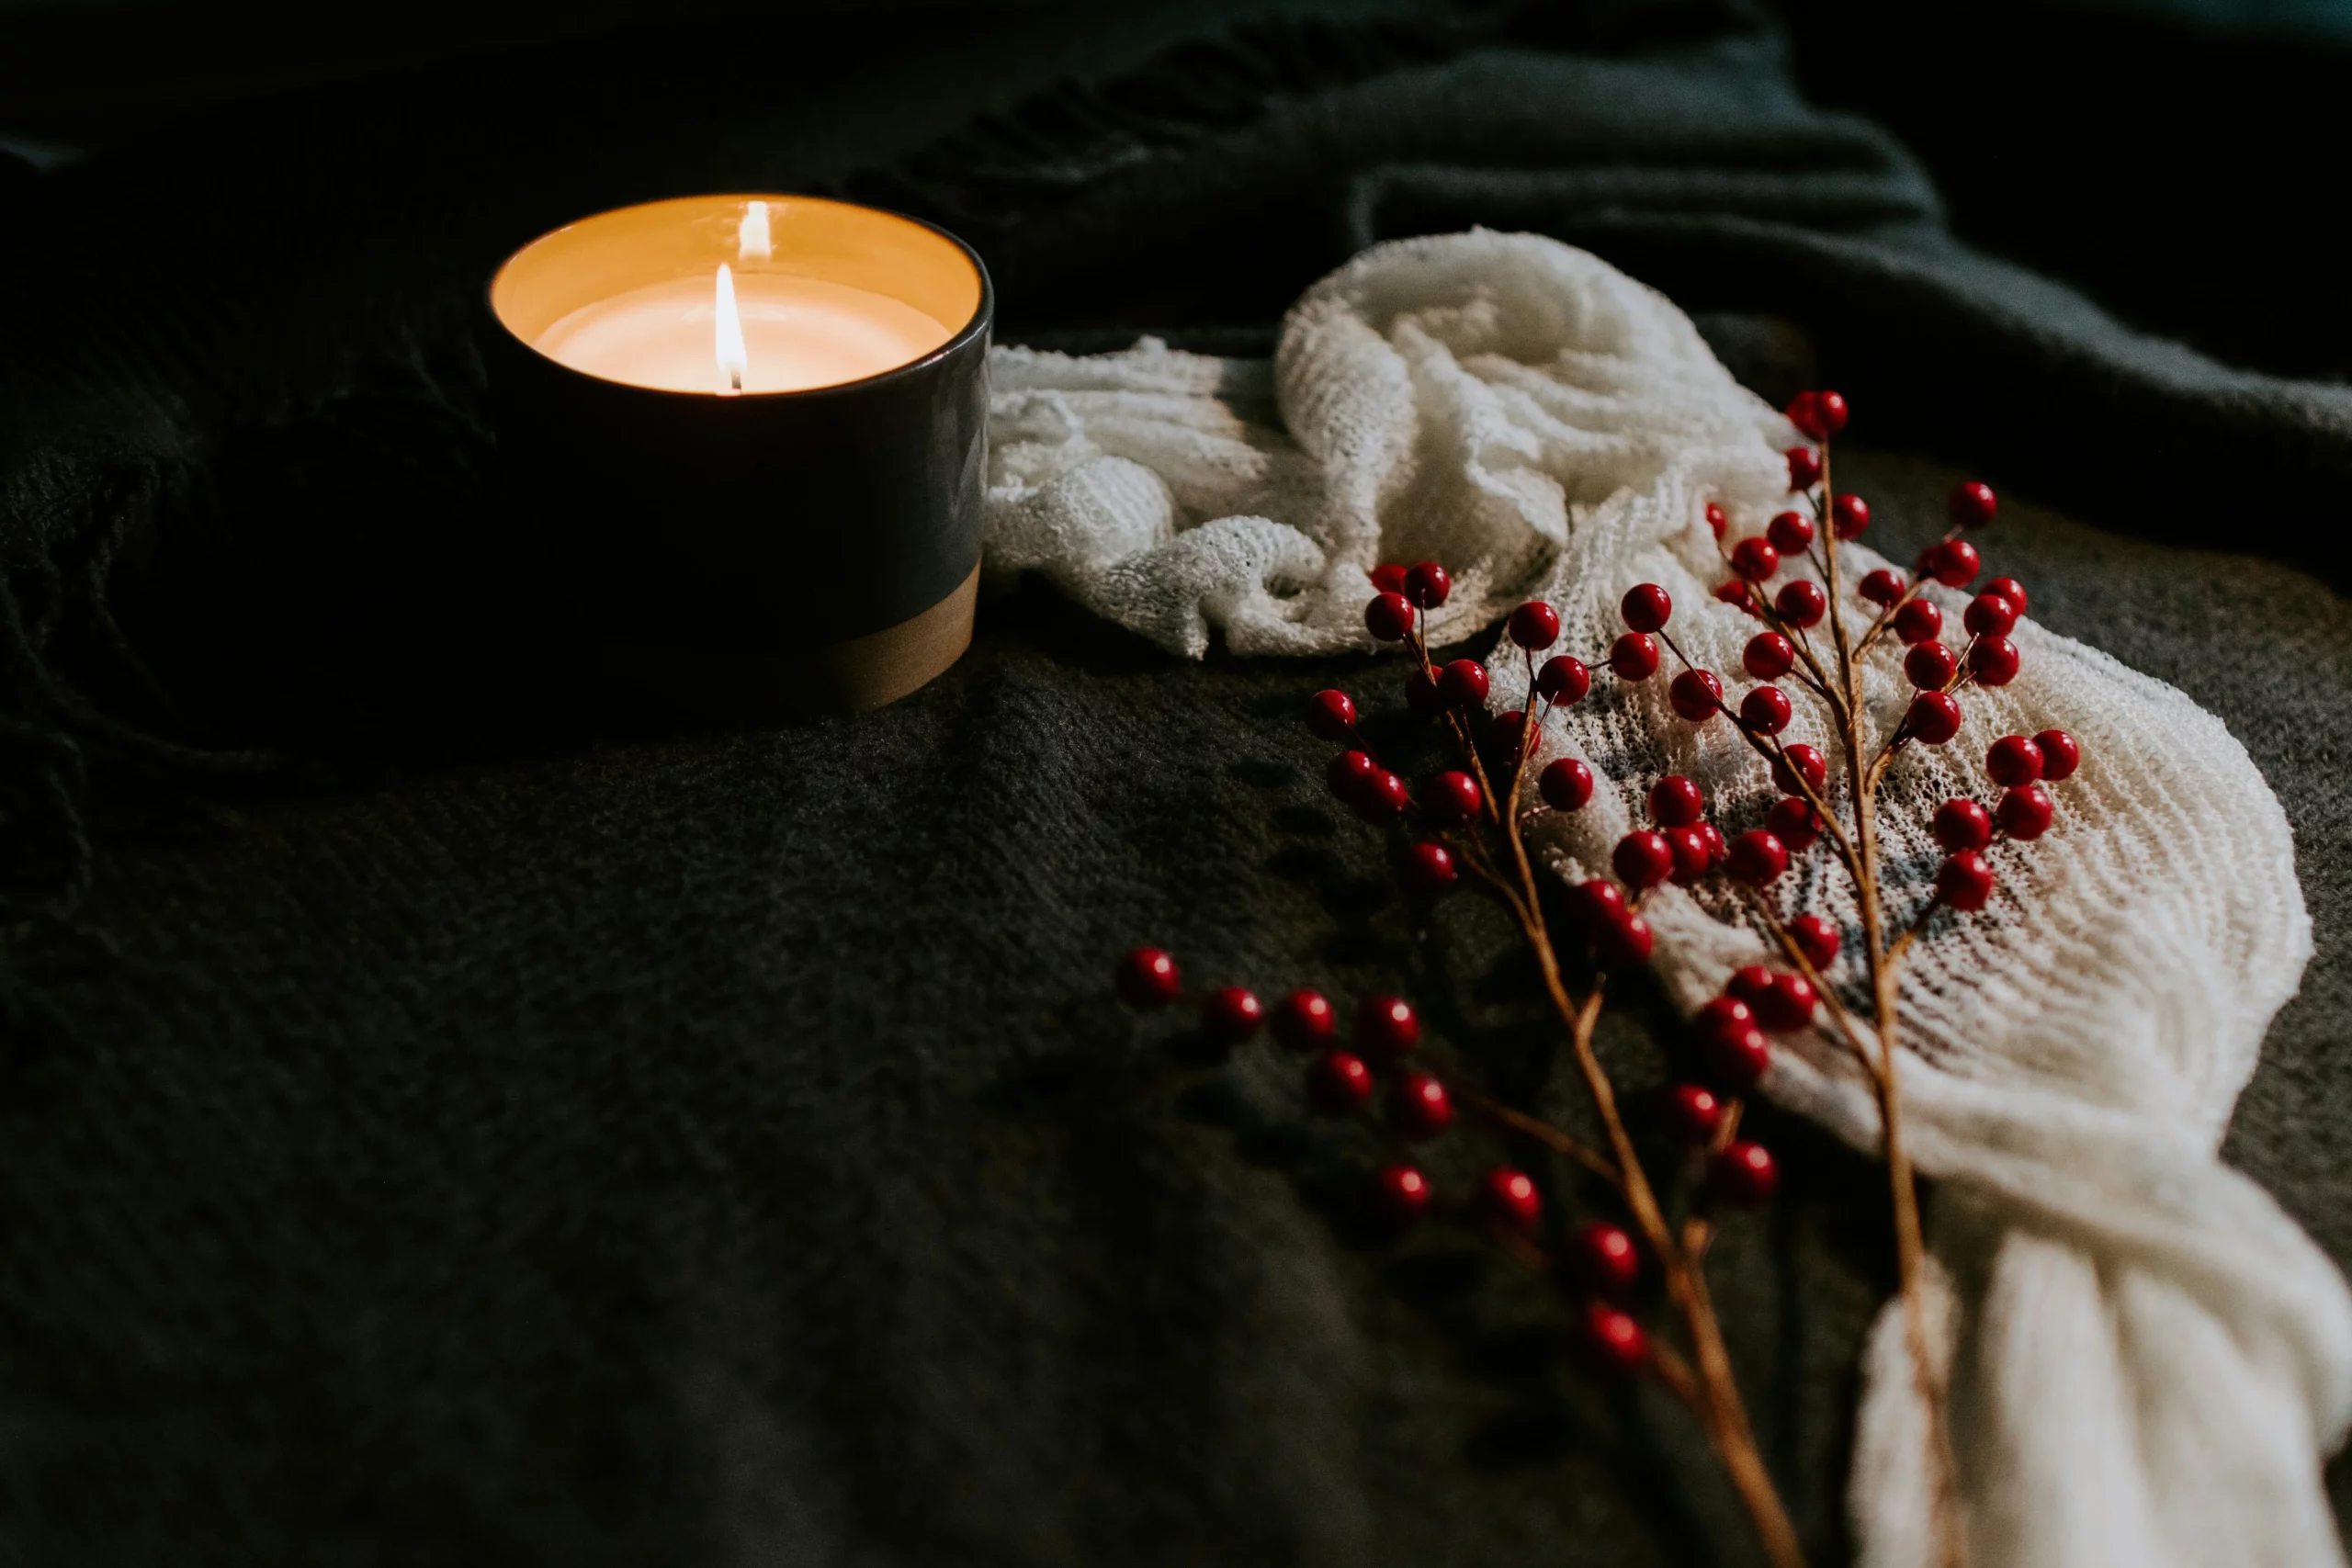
left=487, top=192, right=993, bottom=400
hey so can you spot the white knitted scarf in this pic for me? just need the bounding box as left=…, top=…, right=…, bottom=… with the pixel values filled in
left=987, top=231, right=2352, bottom=1567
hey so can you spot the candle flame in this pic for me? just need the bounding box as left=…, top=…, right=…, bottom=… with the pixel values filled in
left=715, top=263, right=748, bottom=394
left=739, top=199, right=772, bottom=263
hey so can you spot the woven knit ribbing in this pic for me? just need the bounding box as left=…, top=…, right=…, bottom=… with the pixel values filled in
left=986, top=229, right=2352, bottom=1567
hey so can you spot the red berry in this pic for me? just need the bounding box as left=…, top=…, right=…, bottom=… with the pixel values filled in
left=1950, top=480, right=1998, bottom=529
left=1768, top=510, right=1815, bottom=554
left=1986, top=577, right=2029, bottom=615
left=1598, top=912, right=1655, bottom=967
left=1773, top=743, right=1826, bottom=799
left=1697, top=994, right=1755, bottom=1039
left=1389, top=1071, right=1453, bottom=1139
left=1905, top=692, right=1962, bottom=745
left=1997, top=784, right=2054, bottom=840
left=1574, top=879, right=1627, bottom=928
left=1480, top=1168, right=1543, bottom=1232
left=1905, top=640, right=1958, bottom=691
left=1731, top=536, right=1781, bottom=581
left=1327, top=749, right=1376, bottom=800
left=1540, top=757, right=1595, bottom=812
left=1116, top=947, right=1182, bottom=1007
left=1831, top=492, right=1870, bottom=539
left=1985, top=734, right=2043, bottom=786
left=1664, top=1083, right=1724, bottom=1145
left=1943, top=807, right=2006, bottom=868
left=1365, top=592, right=1414, bottom=641
left=1404, top=561, right=1451, bottom=609
left=1790, top=914, right=1839, bottom=971
left=1666, top=827, right=1714, bottom=885
left=1726, top=965, right=1774, bottom=1010
left=1963, top=592, right=2018, bottom=637
left=1936, top=851, right=1995, bottom=910
left=1893, top=598, right=1941, bottom=645
left=1702, top=1021, right=1771, bottom=1090
left=1438, top=658, right=1489, bottom=706
left=1358, top=995, right=1420, bottom=1061
left=1406, top=668, right=1443, bottom=715
left=1694, top=822, right=1725, bottom=866
left=1203, top=986, right=1263, bottom=1043
left=1714, top=580, right=1754, bottom=610
left=1374, top=1164, right=1430, bottom=1225
left=1354, top=769, right=1409, bottom=822
left=1744, top=632, right=1796, bottom=680
left=1610, top=632, right=1660, bottom=681
left=1488, top=709, right=1527, bottom=759
left=1775, top=579, right=1826, bottom=627
left=1705, top=501, right=1729, bottom=539
left=2034, top=728, right=2080, bottom=781
left=1710, top=1141, right=1779, bottom=1206
left=1766, top=795, right=1822, bottom=852
left=1669, top=669, right=1724, bottom=722
left=1614, top=830, right=1678, bottom=890
left=1648, top=774, right=1705, bottom=828
left=1740, top=684, right=1792, bottom=735
left=1787, top=446, right=1822, bottom=491
left=1725, top=829, right=1789, bottom=886
left=1621, top=583, right=1673, bottom=633
left=1306, top=689, right=1356, bottom=742
left=1399, top=841, right=1458, bottom=897
left=1579, top=1303, right=1650, bottom=1376
left=1272, top=988, right=1337, bottom=1049
left=1370, top=563, right=1408, bottom=595
left=1786, top=389, right=1849, bottom=440
left=1509, top=600, right=1561, bottom=650
left=1860, top=569, right=1905, bottom=606
left=1423, top=769, right=1483, bottom=825
left=1535, top=655, right=1591, bottom=705
left=1762, top=972, right=1816, bottom=1032
left=1307, top=1049, right=1374, bottom=1113
left=1921, top=538, right=1981, bottom=588
left=1575, top=1221, right=1642, bottom=1296
left=1932, top=797, right=1992, bottom=853
left=1967, top=636, right=2020, bottom=687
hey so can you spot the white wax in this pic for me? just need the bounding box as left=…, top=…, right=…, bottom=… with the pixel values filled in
left=535, top=273, right=951, bottom=395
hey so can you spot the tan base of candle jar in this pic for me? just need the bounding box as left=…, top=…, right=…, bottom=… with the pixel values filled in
left=805, top=562, right=978, bottom=709
left=553, top=563, right=978, bottom=718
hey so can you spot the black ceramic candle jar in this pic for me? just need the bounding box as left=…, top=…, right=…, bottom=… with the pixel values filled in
left=488, top=195, right=991, bottom=713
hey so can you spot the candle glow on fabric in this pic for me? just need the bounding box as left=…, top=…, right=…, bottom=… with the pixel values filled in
left=530, top=201, right=951, bottom=395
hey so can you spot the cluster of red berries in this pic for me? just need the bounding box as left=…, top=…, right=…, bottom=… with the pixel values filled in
left=1926, top=726, right=2081, bottom=910
left=1114, top=947, right=1448, bottom=1139
left=1113, top=945, right=1665, bottom=1375
left=1711, top=393, right=2028, bottom=753
left=1340, top=562, right=1848, bottom=958
left=1363, top=559, right=1455, bottom=643
left=1320, top=564, right=1594, bottom=897
left=1309, top=686, right=1477, bottom=897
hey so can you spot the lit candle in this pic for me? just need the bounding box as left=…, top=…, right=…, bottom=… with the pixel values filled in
left=520, top=202, right=956, bottom=396
left=487, top=194, right=992, bottom=714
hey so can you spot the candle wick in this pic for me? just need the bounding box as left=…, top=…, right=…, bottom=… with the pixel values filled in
left=729, top=367, right=742, bottom=392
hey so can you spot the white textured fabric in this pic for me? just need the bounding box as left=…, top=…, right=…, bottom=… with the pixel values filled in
left=987, top=230, right=2352, bottom=1566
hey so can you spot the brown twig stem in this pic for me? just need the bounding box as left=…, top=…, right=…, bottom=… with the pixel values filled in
left=1815, top=442, right=1967, bottom=1568
left=1460, top=1089, right=1623, bottom=1189
left=1479, top=785, right=1806, bottom=1568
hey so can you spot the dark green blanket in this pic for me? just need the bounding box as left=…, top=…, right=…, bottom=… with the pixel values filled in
left=5, top=4, right=2350, bottom=1562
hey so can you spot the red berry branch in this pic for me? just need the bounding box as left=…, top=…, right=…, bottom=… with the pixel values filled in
left=1117, top=390, right=2072, bottom=1568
